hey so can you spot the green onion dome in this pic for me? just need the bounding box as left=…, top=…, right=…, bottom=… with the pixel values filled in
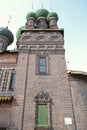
left=0, top=27, right=14, bottom=44
left=26, top=12, right=37, bottom=20
left=16, top=26, right=25, bottom=40
left=35, top=9, right=49, bottom=19
left=47, top=12, right=58, bottom=21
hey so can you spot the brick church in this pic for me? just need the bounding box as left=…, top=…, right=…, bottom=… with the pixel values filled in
left=0, top=8, right=87, bottom=130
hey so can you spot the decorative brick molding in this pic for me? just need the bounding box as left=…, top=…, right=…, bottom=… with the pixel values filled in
left=19, top=30, right=64, bottom=45
left=19, top=45, right=64, bottom=51
left=34, top=89, right=51, bottom=103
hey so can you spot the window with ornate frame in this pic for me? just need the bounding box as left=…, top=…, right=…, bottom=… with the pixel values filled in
left=34, top=90, right=52, bottom=130
left=0, top=68, right=16, bottom=102
left=36, top=52, right=49, bottom=75
left=0, top=68, right=16, bottom=91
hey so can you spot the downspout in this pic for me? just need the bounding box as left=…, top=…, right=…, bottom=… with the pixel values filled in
left=68, top=75, right=77, bottom=130
left=21, top=49, right=30, bottom=130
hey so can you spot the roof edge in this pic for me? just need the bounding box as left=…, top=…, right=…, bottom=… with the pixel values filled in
left=68, top=70, right=87, bottom=76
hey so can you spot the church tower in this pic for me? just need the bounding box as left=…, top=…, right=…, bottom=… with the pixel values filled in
left=10, top=9, right=76, bottom=130
left=0, top=6, right=87, bottom=130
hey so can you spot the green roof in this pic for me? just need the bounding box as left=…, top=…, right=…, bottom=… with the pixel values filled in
left=47, top=12, right=58, bottom=21
left=35, top=9, right=49, bottom=19
left=16, top=26, right=25, bottom=40
left=26, top=12, right=37, bottom=20
left=0, top=27, right=14, bottom=44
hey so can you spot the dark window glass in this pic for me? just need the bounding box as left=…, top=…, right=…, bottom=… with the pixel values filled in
left=10, top=73, right=16, bottom=90
left=0, top=70, right=2, bottom=87
left=39, top=58, right=46, bottom=73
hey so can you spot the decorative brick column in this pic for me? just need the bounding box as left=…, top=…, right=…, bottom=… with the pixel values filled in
left=37, top=17, right=48, bottom=29
left=26, top=17, right=35, bottom=29
left=49, top=17, right=58, bottom=29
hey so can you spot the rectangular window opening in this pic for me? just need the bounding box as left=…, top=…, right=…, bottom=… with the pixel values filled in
left=37, top=104, right=48, bottom=126
left=10, top=73, right=16, bottom=91
left=0, top=70, right=3, bottom=89
left=39, top=58, right=46, bottom=73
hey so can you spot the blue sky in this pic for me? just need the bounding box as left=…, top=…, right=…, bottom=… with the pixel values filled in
left=0, top=0, right=87, bottom=72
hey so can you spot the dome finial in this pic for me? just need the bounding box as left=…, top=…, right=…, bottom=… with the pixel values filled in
left=7, top=15, right=11, bottom=28
left=32, top=2, right=34, bottom=10
left=41, top=0, right=43, bottom=8
left=50, top=0, right=53, bottom=11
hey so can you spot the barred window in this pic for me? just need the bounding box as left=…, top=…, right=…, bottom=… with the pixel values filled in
left=0, top=69, right=16, bottom=91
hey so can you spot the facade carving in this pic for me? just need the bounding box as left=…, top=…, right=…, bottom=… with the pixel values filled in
left=19, top=44, right=64, bottom=52
left=34, top=90, right=51, bottom=103
left=20, top=31, right=64, bottom=44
